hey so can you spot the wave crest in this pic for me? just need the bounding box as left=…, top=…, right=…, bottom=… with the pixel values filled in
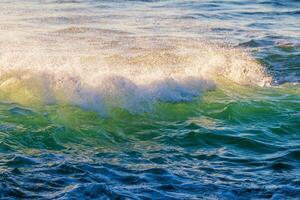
left=0, top=39, right=272, bottom=114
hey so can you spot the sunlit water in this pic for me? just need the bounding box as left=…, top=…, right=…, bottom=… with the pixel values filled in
left=0, top=0, right=300, bottom=199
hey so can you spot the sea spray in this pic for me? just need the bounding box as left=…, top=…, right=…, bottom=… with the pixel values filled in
left=0, top=39, right=272, bottom=115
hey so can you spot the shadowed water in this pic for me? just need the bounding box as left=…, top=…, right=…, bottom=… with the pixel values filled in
left=0, top=0, right=300, bottom=199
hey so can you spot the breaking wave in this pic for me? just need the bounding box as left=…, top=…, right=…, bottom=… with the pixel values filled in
left=0, top=39, right=272, bottom=114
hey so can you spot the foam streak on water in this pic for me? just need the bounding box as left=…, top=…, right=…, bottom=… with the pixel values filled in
left=0, top=0, right=299, bottom=199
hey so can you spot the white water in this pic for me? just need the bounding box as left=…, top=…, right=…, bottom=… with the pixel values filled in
left=0, top=38, right=272, bottom=114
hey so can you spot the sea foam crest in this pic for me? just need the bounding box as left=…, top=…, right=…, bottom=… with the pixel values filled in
left=0, top=41, right=272, bottom=114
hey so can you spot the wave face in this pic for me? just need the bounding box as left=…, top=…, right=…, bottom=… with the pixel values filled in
left=0, top=0, right=300, bottom=199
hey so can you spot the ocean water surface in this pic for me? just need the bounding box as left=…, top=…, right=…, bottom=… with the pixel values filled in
left=0, top=0, right=300, bottom=199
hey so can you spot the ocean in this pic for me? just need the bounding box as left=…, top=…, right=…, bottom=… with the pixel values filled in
left=0, top=0, right=299, bottom=199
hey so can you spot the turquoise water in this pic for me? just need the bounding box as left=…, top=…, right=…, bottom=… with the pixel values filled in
left=0, top=0, right=300, bottom=199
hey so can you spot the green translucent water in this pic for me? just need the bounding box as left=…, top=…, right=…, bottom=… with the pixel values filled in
left=1, top=82, right=299, bottom=198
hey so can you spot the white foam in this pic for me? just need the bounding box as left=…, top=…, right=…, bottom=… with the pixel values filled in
left=0, top=39, right=272, bottom=114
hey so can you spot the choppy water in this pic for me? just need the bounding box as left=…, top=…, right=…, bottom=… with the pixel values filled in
left=0, top=0, right=300, bottom=199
